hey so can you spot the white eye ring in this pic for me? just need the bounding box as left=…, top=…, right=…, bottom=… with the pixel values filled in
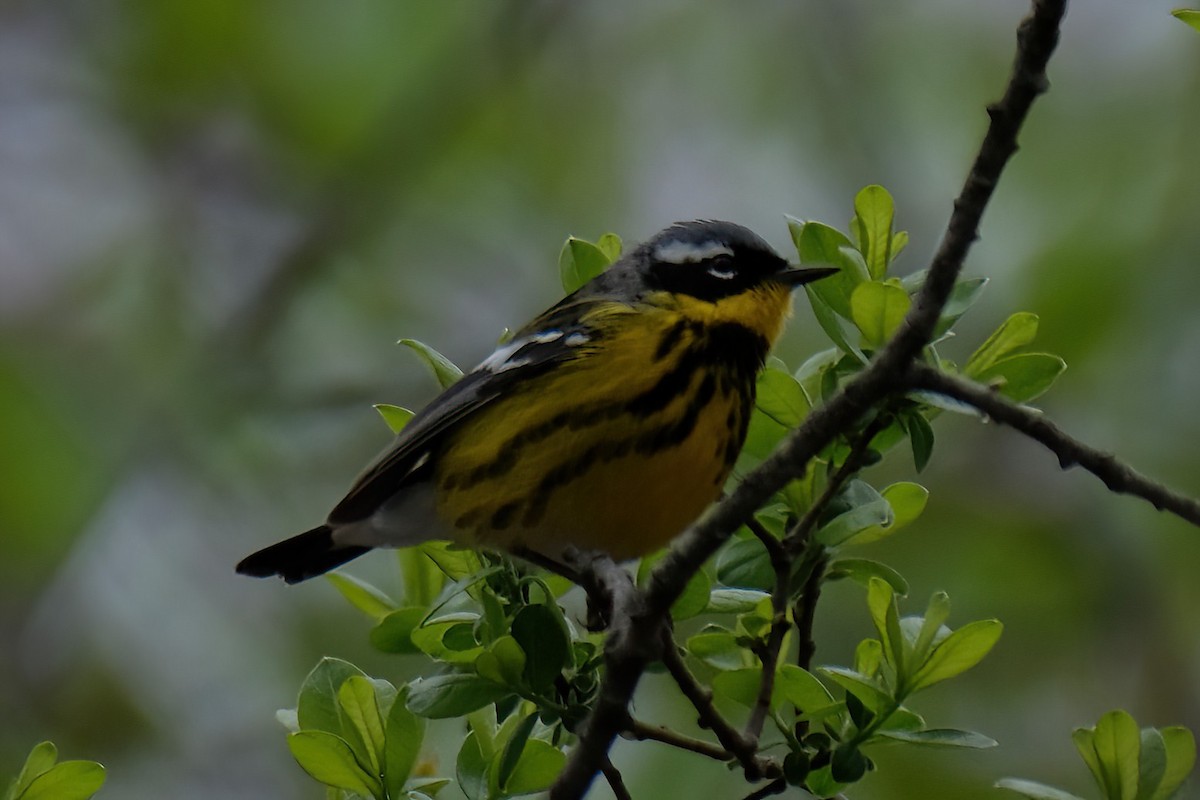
left=707, top=264, right=737, bottom=280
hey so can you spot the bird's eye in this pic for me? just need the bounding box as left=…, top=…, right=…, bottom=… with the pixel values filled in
left=706, top=258, right=737, bottom=280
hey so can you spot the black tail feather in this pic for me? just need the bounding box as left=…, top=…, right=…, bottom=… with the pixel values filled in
left=236, top=525, right=371, bottom=584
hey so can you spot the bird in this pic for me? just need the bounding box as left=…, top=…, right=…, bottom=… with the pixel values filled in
left=237, top=220, right=837, bottom=584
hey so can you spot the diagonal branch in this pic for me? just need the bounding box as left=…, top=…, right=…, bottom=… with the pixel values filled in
left=908, top=363, right=1200, bottom=526
left=551, top=2, right=1069, bottom=796
left=659, top=630, right=778, bottom=780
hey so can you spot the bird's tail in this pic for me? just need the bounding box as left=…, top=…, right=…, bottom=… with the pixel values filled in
left=236, top=525, right=370, bottom=584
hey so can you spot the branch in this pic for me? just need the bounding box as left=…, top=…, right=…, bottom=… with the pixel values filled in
left=549, top=555, right=658, bottom=800
left=625, top=719, right=736, bottom=761
left=601, top=759, right=632, bottom=800
left=908, top=364, right=1200, bottom=527
left=551, top=2, right=1068, bottom=795
left=659, top=630, right=772, bottom=780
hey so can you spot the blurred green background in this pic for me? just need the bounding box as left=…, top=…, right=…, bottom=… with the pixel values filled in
left=2, top=1, right=1199, bottom=797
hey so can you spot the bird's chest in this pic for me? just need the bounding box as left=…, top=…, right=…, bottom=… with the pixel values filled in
left=433, top=320, right=761, bottom=560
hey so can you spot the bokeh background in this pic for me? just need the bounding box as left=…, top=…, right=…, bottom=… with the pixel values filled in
left=2, top=1, right=1199, bottom=798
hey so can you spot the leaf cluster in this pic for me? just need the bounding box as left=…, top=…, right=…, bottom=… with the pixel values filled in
left=2, top=742, right=104, bottom=800
left=998, top=710, right=1196, bottom=800
left=274, top=186, right=1192, bottom=799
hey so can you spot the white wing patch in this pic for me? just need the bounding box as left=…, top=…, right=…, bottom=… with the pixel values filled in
left=655, top=239, right=734, bottom=264
left=477, top=329, right=564, bottom=373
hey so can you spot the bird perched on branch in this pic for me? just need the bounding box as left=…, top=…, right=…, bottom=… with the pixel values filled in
left=237, top=220, right=836, bottom=583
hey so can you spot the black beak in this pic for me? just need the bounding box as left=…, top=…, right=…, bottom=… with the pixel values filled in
left=775, top=265, right=840, bottom=288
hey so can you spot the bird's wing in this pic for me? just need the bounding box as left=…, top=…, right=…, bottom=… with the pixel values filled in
left=327, top=289, right=625, bottom=524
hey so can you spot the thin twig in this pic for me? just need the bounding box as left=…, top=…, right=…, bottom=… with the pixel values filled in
left=781, top=414, right=889, bottom=555
left=659, top=630, right=764, bottom=778
left=908, top=363, right=1200, bottom=526
left=625, top=719, right=734, bottom=761
left=747, top=418, right=884, bottom=744
left=793, top=551, right=825, bottom=675
left=743, top=548, right=791, bottom=745
left=549, top=555, right=658, bottom=800
left=601, top=758, right=632, bottom=800
left=792, top=551, right=825, bottom=741
left=745, top=516, right=788, bottom=565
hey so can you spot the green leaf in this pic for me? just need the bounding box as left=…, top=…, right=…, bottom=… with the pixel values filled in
left=826, top=558, right=909, bottom=594
left=876, top=728, right=996, bottom=748
left=866, top=577, right=906, bottom=678
left=408, top=777, right=451, bottom=798
left=756, top=368, right=811, bottom=428
left=715, top=536, right=775, bottom=591
left=789, top=218, right=869, bottom=319
left=912, top=592, right=952, bottom=667
left=1152, top=726, right=1196, bottom=800
left=850, top=185, right=896, bottom=280
left=1172, top=9, right=1200, bottom=32
left=817, top=480, right=893, bottom=548
left=706, top=588, right=771, bottom=614
left=840, top=482, right=929, bottom=546
left=399, top=548, right=444, bottom=607
left=1139, top=727, right=1169, bottom=800
left=475, top=635, right=526, bottom=687
left=687, top=629, right=751, bottom=671
left=327, top=573, right=397, bottom=622
left=805, top=287, right=868, bottom=362
left=411, top=617, right=484, bottom=664
left=909, top=619, right=1003, bottom=693
left=419, top=542, right=485, bottom=582
left=819, top=667, right=892, bottom=715
left=878, top=706, right=926, bottom=733
left=559, top=236, right=612, bottom=294
left=496, top=713, right=539, bottom=791
left=298, top=658, right=369, bottom=737
left=964, top=311, right=1040, bottom=376
left=805, top=764, right=850, bottom=798
left=712, top=668, right=775, bottom=709
left=850, top=281, right=911, bottom=347
left=510, top=605, right=570, bottom=690
left=398, top=339, right=463, bottom=389
left=831, top=744, right=869, bottom=783
left=901, top=411, right=935, bottom=473
left=370, top=607, right=427, bottom=654
left=456, top=731, right=488, bottom=800
left=777, top=664, right=836, bottom=713
left=995, top=778, right=1089, bottom=800
left=338, top=676, right=386, bottom=775
left=16, top=762, right=106, bottom=800
left=854, top=638, right=884, bottom=677
left=974, top=353, right=1067, bottom=403
left=1087, top=710, right=1141, bottom=800
left=596, top=232, right=623, bottom=263
left=933, top=277, right=988, bottom=337
left=373, top=404, right=415, bottom=434
left=384, top=690, right=426, bottom=800
left=406, top=674, right=510, bottom=719
left=288, top=731, right=380, bottom=798
left=502, top=740, right=566, bottom=795
left=10, top=742, right=57, bottom=799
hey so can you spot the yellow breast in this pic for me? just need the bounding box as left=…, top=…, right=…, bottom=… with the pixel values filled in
left=433, top=284, right=791, bottom=560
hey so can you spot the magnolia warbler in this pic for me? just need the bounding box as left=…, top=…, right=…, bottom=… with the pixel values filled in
left=237, top=220, right=836, bottom=583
